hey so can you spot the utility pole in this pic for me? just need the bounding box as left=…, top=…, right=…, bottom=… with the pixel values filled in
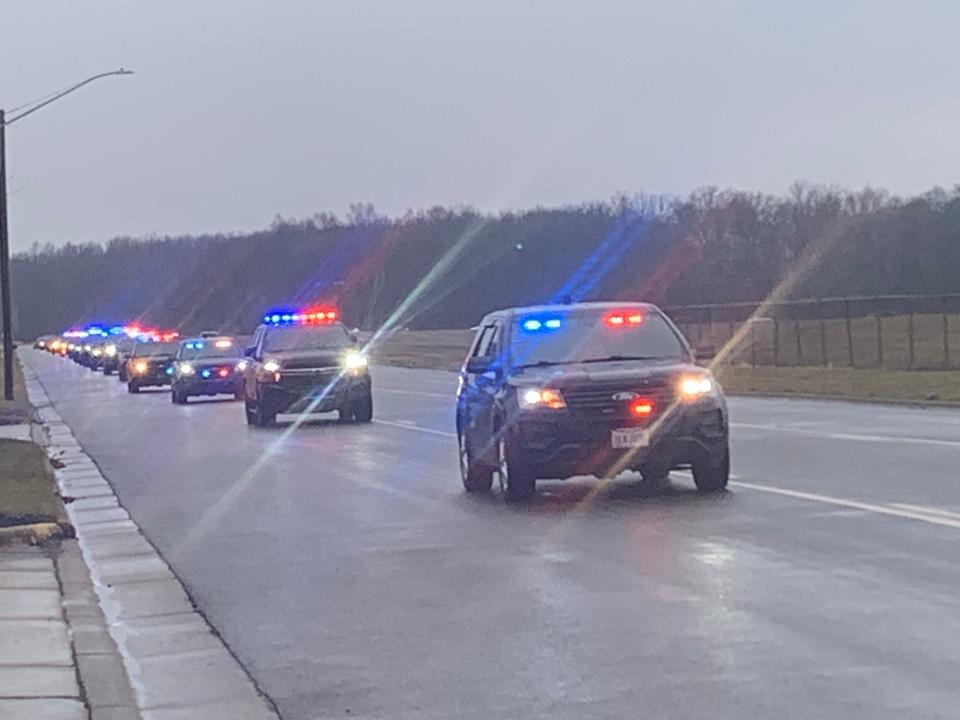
left=0, top=110, right=13, bottom=400
left=0, top=69, right=133, bottom=400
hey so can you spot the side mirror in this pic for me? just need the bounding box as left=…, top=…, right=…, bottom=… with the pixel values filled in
left=466, top=356, right=493, bottom=374
left=243, top=346, right=256, bottom=358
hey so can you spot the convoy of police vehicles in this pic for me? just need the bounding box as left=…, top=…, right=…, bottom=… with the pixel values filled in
left=35, top=300, right=729, bottom=501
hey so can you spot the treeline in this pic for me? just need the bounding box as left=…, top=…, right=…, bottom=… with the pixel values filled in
left=13, top=183, right=960, bottom=338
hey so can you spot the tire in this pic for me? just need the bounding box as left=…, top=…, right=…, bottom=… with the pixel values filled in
left=127, top=381, right=140, bottom=394
left=103, top=367, right=114, bottom=376
left=246, top=386, right=276, bottom=427
left=171, top=388, right=187, bottom=404
left=118, top=368, right=128, bottom=382
left=233, top=390, right=244, bottom=402
left=693, top=446, right=730, bottom=493
left=639, top=462, right=672, bottom=492
left=498, top=434, right=536, bottom=503
left=459, top=431, right=493, bottom=493
left=352, top=388, right=373, bottom=423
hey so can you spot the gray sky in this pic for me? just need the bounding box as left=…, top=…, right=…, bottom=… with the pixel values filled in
left=4, top=0, right=960, bottom=252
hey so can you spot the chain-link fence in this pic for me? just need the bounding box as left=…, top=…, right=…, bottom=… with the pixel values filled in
left=666, top=293, right=960, bottom=371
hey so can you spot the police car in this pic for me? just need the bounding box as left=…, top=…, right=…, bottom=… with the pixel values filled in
left=171, top=336, right=244, bottom=404
left=456, top=302, right=729, bottom=501
left=125, top=339, right=180, bottom=393
left=240, top=306, right=372, bottom=426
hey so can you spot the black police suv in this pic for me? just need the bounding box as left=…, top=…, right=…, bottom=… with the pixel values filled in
left=241, top=313, right=371, bottom=427
left=99, top=338, right=125, bottom=375
left=126, top=341, right=180, bottom=393
left=456, top=302, right=729, bottom=501
left=171, top=336, right=244, bottom=404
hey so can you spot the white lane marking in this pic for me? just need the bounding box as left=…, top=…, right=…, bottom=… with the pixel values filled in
left=373, top=419, right=457, bottom=438
left=373, top=420, right=960, bottom=531
left=379, top=388, right=452, bottom=399
left=889, top=503, right=960, bottom=522
left=731, top=422, right=960, bottom=449
left=731, top=481, right=960, bottom=530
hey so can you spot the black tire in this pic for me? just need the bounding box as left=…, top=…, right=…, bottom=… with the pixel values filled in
left=352, top=388, right=373, bottom=423
left=459, top=431, right=493, bottom=493
left=233, top=390, right=244, bottom=402
left=103, top=367, right=114, bottom=376
left=639, top=462, right=672, bottom=492
left=127, top=381, right=140, bottom=394
left=171, top=388, right=187, bottom=404
left=693, top=447, right=730, bottom=493
left=498, top=435, right=536, bottom=503
left=118, top=368, right=128, bottom=382
left=246, top=386, right=276, bottom=427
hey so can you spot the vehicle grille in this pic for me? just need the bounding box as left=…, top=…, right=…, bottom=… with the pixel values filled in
left=563, top=381, right=675, bottom=421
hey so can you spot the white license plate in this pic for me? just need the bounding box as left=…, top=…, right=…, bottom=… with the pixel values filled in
left=611, top=428, right=649, bottom=449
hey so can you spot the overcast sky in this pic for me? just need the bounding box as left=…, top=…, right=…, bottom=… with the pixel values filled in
left=3, top=0, right=960, bottom=251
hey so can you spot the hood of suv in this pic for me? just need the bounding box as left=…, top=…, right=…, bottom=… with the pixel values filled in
left=510, top=358, right=699, bottom=388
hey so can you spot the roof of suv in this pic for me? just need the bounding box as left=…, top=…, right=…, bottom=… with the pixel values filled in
left=481, top=301, right=659, bottom=322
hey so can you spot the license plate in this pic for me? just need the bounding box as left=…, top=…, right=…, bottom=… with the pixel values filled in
left=611, top=428, right=649, bottom=449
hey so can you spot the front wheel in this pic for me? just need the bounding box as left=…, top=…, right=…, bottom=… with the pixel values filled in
left=127, top=381, right=140, bottom=394
left=498, top=435, right=536, bottom=503
left=459, top=432, right=493, bottom=493
left=246, top=387, right=276, bottom=427
left=692, top=447, right=729, bottom=492
left=171, top=388, right=187, bottom=404
left=352, top=388, right=373, bottom=423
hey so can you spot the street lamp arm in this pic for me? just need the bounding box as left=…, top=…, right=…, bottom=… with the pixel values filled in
left=4, top=69, right=134, bottom=126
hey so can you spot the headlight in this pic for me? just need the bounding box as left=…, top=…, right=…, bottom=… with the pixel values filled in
left=92, top=348, right=103, bottom=357
left=236, top=360, right=248, bottom=372
left=262, top=360, right=281, bottom=373
left=678, top=374, right=714, bottom=400
left=518, top=387, right=567, bottom=410
left=343, top=351, right=368, bottom=371
left=179, top=362, right=195, bottom=375
left=105, top=344, right=117, bottom=357
left=133, top=360, right=148, bottom=374
left=84, top=345, right=92, bottom=352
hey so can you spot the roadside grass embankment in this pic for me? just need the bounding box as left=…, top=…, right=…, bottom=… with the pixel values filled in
left=369, top=329, right=960, bottom=406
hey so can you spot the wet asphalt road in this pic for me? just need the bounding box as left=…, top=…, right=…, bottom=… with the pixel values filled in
left=24, top=349, right=960, bottom=720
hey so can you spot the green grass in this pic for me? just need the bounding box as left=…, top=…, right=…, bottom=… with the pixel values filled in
left=716, top=365, right=960, bottom=405
left=0, top=439, right=63, bottom=527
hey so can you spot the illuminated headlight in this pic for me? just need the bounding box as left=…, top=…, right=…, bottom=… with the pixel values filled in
left=178, top=362, right=195, bottom=375
left=518, top=387, right=567, bottom=410
left=38, top=341, right=46, bottom=348
left=236, top=360, right=248, bottom=372
left=678, top=374, right=715, bottom=400
left=84, top=345, right=92, bottom=352
left=343, top=351, right=368, bottom=371
left=262, top=360, right=281, bottom=373
left=92, top=348, right=103, bottom=357
left=133, top=360, right=148, bottom=374
left=105, top=344, right=117, bottom=357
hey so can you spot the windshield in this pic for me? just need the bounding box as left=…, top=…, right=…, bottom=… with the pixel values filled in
left=263, top=325, right=352, bottom=352
left=177, top=339, right=240, bottom=360
left=510, top=312, right=686, bottom=367
left=133, top=342, right=181, bottom=357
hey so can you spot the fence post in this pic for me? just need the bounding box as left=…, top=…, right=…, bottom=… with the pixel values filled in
left=750, top=321, right=757, bottom=368
left=876, top=315, right=884, bottom=368
left=706, top=306, right=713, bottom=342
left=907, top=300, right=916, bottom=370
left=773, top=315, right=780, bottom=366
left=943, top=297, right=950, bottom=368
left=818, top=300, right=828, bottom=366
left=794, top=319, right=802, bottom=365
left=844, top=299, right=854, bottom=367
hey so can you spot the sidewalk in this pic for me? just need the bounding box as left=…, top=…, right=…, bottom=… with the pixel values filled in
left=0, top=541, right=137, bottom=720
left=10, top=348, right=281, bottom=720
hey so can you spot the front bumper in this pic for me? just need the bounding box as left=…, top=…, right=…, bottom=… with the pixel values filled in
left=510, top=399, right=728, bottom=479
left=175, top=375, right=242, bottom=396
left=262, top=371, right=369, bottom=414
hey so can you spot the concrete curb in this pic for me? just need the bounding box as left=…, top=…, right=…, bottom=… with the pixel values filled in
left=19, top=349, right=281, bottom=720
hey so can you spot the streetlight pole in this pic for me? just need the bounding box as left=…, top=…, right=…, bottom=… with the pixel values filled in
left=0, top=68, right=132, bottom=400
